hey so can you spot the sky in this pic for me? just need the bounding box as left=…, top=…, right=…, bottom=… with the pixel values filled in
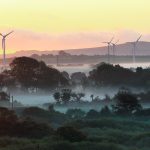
left=0, top=0, right=150, bottom=54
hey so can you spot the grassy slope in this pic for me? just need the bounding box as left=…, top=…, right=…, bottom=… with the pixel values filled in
left=1, top=117, right=150, bottom=150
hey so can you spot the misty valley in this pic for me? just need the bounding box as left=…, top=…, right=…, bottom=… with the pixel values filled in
left=0, top=56, right=150, bottom=150
left=1, top=0, right=150, bottom=149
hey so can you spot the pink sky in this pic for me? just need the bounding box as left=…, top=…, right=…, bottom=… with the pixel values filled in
left=1, top=0, right=150, bottom=54
left=2, top=29, right=150, bottom=54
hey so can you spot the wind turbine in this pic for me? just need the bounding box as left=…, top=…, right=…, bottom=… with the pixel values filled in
left=0, top=31, right=13, bottom=67
left=130, top=35, right=142, bottom=63
left=111, top=40, right=119, bottom=64
left=102, top=37, right=114, bottom=63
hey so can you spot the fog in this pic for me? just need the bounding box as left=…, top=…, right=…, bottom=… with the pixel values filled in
left=10, top=86, right=147, bottom=109
left=4, top=62, right=150, bottom=111
left=12, top=94, right=54, bottom=106
left=53, top=62, right=150, bottom=75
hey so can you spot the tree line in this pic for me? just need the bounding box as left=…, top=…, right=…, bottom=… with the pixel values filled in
left=1, top=57, right=150, bottom=91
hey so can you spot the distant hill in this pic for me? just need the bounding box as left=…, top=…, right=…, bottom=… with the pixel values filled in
left=64, top=41, right=150, bottom=56
left=1, top=41, right=150, bottom=58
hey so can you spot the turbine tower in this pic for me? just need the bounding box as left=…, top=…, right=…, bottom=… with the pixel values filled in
left=131, top=35, right=142, bottom=63
left=111, top=40, right=119, bottom=64
left=103, top=37, right=114, bottom=63
left=0, top=31, right=13, bottom=67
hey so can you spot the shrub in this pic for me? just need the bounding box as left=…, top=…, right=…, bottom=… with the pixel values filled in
left=86, top=109, right=100, bottom=118
left=56, top=126, right=86, bottom=142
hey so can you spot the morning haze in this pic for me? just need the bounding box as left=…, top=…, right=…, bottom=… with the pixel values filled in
left=0, top=1, right=150, bottom=150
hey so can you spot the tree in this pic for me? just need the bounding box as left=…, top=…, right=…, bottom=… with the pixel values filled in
left=53, top=92, right=61, bottom=104
left=10, top=57, right=68, bottom=89
left=89, top=63, right=135, bottom=86
left=61, top=71, right=70, bottom=80
left=0, top=92, right=10, bottom=101
left=10, top=57, right=39, bottom=87
left=0, top=107, right=17, bottom=135
left=61, top=89, right=72, bottom=104
left=100, top=106, right=112, bottom=116
left=0, top=107, right=53, bottom=138
left=0, top=107, right=17, bottom=123
left=86, top=109, right=100, bottom=118
left=0, top=72, right=15, bottom=89
left=112, top=91, right=142, bottom=115
left=71, top=72, right=88, bottom=85
left=71, top=92, right=85, bottom=102
left=90, top=94, right=94, bottom=101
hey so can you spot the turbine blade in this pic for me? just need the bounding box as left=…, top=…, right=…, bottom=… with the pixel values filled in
left=110, top=37, right=114, bottom=43
left=136, top=35, right=142, bottom=42
left=0, top=33, right=3, bottom=37
left=5, top=31, right=14, bottom=37
left=115, top=40, right=119, bottom=44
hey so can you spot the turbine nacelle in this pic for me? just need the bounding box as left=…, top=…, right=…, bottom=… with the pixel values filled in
left=111, top=40, right=119, bottom=46
left=0, top=31, right=14, bottom=38
left=102, top=37, right=114, bottom=45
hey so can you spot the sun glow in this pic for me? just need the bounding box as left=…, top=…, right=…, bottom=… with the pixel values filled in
left=0, top=0, right=150, bottom=53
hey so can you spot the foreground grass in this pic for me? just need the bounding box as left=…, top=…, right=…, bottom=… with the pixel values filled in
left=1, top=117, right=150, bottom=150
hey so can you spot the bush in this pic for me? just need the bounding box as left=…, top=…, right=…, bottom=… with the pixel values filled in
left=100, top=106, right=112, bottom=116
left=22, top=107, right=67, bottom=124
left=52, top=141, right=75, bottom=150
left=86, top=109, right=100, bottom=118
left=15, top=118, right=54, bottom=138
left=74, top=142, right=124, bottom=150
left=56, top=126, right=86, bottom=142
left=134, top=108, right=150, bottom=117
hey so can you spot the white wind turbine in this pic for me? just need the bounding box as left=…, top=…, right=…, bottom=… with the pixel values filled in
left=103, top=37, right=114, bottom=63
left=111, top=40, right=119, bottom=64
left=130, top=35, right=142, bottom=63
left=0, top=31, right=13, bottom=67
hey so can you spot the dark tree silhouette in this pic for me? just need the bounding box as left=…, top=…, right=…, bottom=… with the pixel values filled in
left=71, top=92, right=85, bottom=102
left=53, top=92, right=61, bottom=104
left=86, top=109, right=100, bottom=118
left=0, top=92, right=10, bottom=101
left=10, top=57, right=39, bottom=87
left=61, top=89, right=72, bottom=104
left=100, top=106, right=112, bottom=116
left=10, top=57, right=68, bottom=89
left=113, top=91, right=142, bottom=115
left=90, top=94, right=94, bottom=101
left=89, top=63, right=135, bottom=86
